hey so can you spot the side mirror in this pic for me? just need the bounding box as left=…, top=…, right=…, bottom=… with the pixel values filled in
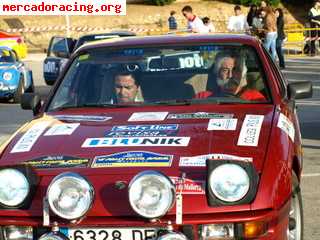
left=54, top=50, right=69, bottom=59
left=288, top=81, right=313, bottom=100
left=20, top=93, right=42, bottom=116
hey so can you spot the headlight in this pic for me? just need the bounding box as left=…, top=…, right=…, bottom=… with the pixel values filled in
left=129, top=171, right=175, bottom=219
left=208, top=164, right=250, bottom=202
left=3, top=72, right=13, bottom=81
left=0, top=169, right=29, bottom=207
left=3, top=226, right=33, bottom=240
left=157, top=232, right=188, bottom=240
left=47, top=172, right=94, bottom=220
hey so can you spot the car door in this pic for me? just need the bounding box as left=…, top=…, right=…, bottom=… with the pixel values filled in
left=43, top=36, right=75, bottom=86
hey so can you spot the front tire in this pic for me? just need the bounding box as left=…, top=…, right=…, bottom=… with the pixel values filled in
left=287, top=172, right=304, bottom=240
left=13, top=76, right=25, bottom=103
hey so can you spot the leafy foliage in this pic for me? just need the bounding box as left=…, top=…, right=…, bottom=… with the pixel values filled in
left=145, top=0, right=175, bottom=6
left=230, top=0, right=280, bottom=7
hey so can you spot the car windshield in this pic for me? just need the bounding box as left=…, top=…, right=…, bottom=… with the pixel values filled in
left=0, top=49, right=15, bottom=63
left=48, top=44, right=271, bottom=111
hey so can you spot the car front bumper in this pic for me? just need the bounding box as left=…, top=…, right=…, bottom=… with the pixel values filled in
left=0, top=200, right=290, bottom=240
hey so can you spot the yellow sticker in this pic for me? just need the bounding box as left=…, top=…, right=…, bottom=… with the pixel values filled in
left=79, top=54, right=89, bottom=61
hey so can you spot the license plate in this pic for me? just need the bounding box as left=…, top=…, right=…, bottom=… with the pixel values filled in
left=60, top=227, right=161, bottom=240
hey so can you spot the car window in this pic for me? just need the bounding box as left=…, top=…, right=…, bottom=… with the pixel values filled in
left=0, top=49, right=15, bottom=63
left=47, top=44, right=272, bottom=111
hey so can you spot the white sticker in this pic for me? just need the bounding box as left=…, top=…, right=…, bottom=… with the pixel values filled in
left=277, top=113, right=295, bottom=142
left=237, top=115, right=264, bottom=147
left=11, top=121, right=51, bottom=153
left=44, top=123, right=80, bottom=136
left=54, top=115, right=112, bottom=122
left=207, top=118, right=237, bottom=131
left=179, top=154, right=252, bottom=167
left=176, top=194, right=183, bottom=225
left=128, top=112, right=168, bottom=122
left=82, top=137, right=190, bottom=148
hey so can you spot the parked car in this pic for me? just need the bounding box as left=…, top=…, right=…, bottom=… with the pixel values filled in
left=0, top=31, right=28, bottom=59
left=43, top=31, right=136, bottom=85
left=0, top=46, right=33, bottom=102
left=1, top=34, right=312, bottom=240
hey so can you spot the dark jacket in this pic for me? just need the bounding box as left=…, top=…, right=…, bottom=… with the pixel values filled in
left=277, top=17, right=285, bottom=40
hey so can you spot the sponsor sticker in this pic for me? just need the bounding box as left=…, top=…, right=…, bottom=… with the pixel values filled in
left=11, top=121, right=51, bottom=153
left=54, top=115, right=112, bottom=122
left=25, top=156, right=89, bottom=168
left=237, top=115, right=264, bottom=147
left=277, top=113, right=295, bottom=142
left=106, top=124, right=179, bottom=137
left=82, top=137, right=190, bottom=148
left=92, top=151, right=173, bottom=167
left=167, top=112, right=233, bottom=119
left=179, top=154, right=253, bottom=167
left=44, top=123, right=80, bottom=136
left=207, top=118, right=238, bottom=131
left=128, top=112, right=168, bottom=122
left=170, top=177, right=205, bottom=194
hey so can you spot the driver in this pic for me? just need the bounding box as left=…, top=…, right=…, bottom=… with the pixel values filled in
left=114, top=72, right=143, bottom=103
left=196, top=52, right=266, bottom=101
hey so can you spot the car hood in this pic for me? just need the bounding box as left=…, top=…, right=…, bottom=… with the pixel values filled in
left=0, top=104, right=275, bottom=216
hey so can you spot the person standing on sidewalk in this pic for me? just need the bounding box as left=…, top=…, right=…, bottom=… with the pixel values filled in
left=263, top=7, right=278, bottom=60
left=247, top=4, right=258, bottom=27
left=308, top=0, right=320, bottom=56
left=227, top=5, right=249, bottom=32
left=181, top=5, right=206, bottom=33
left=168, top=10, right=178, bottom=31
left=275, top=8, right=285, bottom=69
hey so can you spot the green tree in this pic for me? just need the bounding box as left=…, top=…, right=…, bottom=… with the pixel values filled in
left=145, top=0, right=175, bottom=6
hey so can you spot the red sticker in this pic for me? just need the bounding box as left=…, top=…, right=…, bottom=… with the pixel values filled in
left=170, top=177, right=205, bottom=195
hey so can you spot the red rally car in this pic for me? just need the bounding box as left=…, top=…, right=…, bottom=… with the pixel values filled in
left=0, top=34, right=313, bottom=240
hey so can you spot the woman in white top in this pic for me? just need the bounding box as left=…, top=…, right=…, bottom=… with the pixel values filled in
left=227, top=5, right=250, bottom=32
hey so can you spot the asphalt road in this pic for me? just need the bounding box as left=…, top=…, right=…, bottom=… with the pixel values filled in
left=0, top=54, right=319, bottom=239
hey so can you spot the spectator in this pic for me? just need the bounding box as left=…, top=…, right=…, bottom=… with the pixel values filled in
left=181, top=5, right=207, bottom=33
left=168, top=10, right=178, bottom=30
left=275, top=8, right=285, bottom=69
left=308, top=0, right=320, bottom=56
left=263, top=7, right=277, bottom=60
left=252, top=9, right=266, bottom=39
left=260, top=0, right=268, bottom=9
left=202, top=17, right=215, bottom=33
left=227, top=5, right=250, bottom=32
left=247, top=4, right=258, bottom=27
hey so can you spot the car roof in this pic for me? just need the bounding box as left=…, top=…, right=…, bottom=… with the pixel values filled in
left=0, top=46, right=13, bottom=51
left=78, top=31, right=136, bottom=40
left=77, top=34, right=261, bottom=53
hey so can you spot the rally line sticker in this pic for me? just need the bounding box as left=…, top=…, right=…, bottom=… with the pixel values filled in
left=106, top=124, right=179, bottom=137
left=179, top=154, right=253, bottom=167
left=277, top=113, right=295, bottom=142
left=11, top=121, right=51, bottom=153
left=207, top=118, right=238, bottom=131
left=44, top=123, right=80, bottom=136
left=25, top=156, right=89, bottom=168
left=237, top=115, right=264, bottom=147
left=128, top=112, right=168, bottom=122
left=92, top=151, right=173, bottom=168
left=82, top=137, right=190, bottom=148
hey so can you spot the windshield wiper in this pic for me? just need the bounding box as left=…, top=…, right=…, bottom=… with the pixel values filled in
left=150, top=99, right=193, bottom=106
left=51, top=103, right=133, bottom=111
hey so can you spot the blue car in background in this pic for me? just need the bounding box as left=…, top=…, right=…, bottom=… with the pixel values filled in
left=0, top=46, right=34, bottom=103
